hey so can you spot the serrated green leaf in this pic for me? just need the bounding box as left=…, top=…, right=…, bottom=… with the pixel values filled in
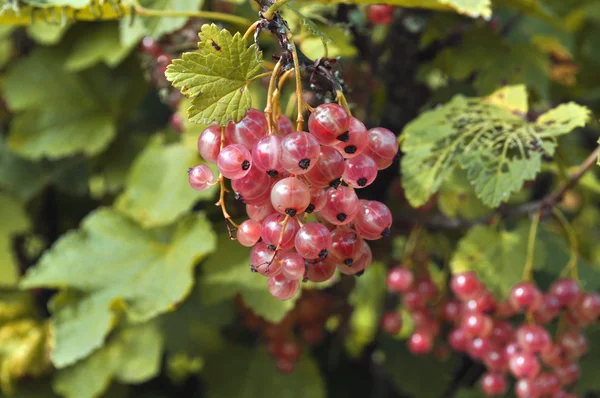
left=301, top=25, right=357, bottom=59
left=53, top=322, right=163, bottom=398
left=165, top=24, right=264, bottom=126
left=0, top=194, right=30, bottom=287
left=535, top=103, right=591, bottom=138
left=65, top=22, right=132, bottom=71
left=400, top=87, right=590, bottom=207
left=438, top=171, right=492, bottom=218
left=381, top=337, right=459, bottom=397
left=451, top=223, right=546, bottom=300
left=345, top=261, right=386, bottom=357
left=21, top=209, right=216, bottom=368
left=284, top=4, right=330, bottom=43
left=26, top=22, right=69, bottom=45
left=204, top=345, right=325, bottom=398
left=309, top=0, right=490, bottom=18
left=115, top=135, right=215, bottom=228
left=199, top=235, right=297, bottom=323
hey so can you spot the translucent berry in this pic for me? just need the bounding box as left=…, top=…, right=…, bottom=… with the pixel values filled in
left=451, top=272, right=484, bottom=301
left=280, top=131, right=320, bottom=174
left=305, top=257, right=336, bottom=282
left=484, top=347, right=508, bottom=372
left=515, top=378, right=541, bottom=398
left=268, top=273, right=300, bottom=300
left=549, top=279, right=581, bottom=307
left=534, top=294, right=562, bottom=324
left=387, top=267, right=414, bottom=293
left=308, top=103, right=350, bottom=145
left=225, top=108, right=267, bottom=149
left=271, top=177, right=311, bottom=216
left=188, top=164, right=214, bottom=190
left=250, top=242, right=282, bottom=276
left=554, top=362, right=580, bottom=385
left=261, top=213, right=300, bottom=251
left=490, top=320, right=514, bottom=345
left=448, top=328, right=468, bottom=352
left=559, top=330, right=588, bottom=360
left=462, top=313, right=493, bottom=337
left=366, top=127, right=398, bottom=169
left=217, top=144, right=252, bottom=180
left=468, top=337, right=492, bottom=360
left=354, top=200, right=392, bottom=240
left=480, top=372, right=507, bottom=396
left=305, top=146, right=346, bottom=188
left=246, top=201, right=275, bottom=222
left=338, top=241, right=372, bottom=275
left=231, top=165, right=272, bottom=204
left=509, top=282, right=542, bottom=313
left=441, top=300, right=462, bottom=323
left=237, top=219, right=262, bottom=247
left=540, top=344, right=565, bottom=368
left=366, top=4, right=394, bottom=25
left=381, top=311, right=403, bottom=335
left=253, top=135, right=284, bottom=177
left=508, top=352, right=541, bottom=379
left=295, top=222, right=332, bottom=260
left=516, top=325, right=551, bottom=354
left=329, top=226, right=363, bottom=267
left=280, top=251, right=305, bottom=281
left=198, top=125, right=221, bottom=163
left=408, top=330, right=433, bottom=354
left=334, top=117, right=368, bottom=158
left=342, top=154, right=378, bottom=188
left=305, top=187, right=326, bottom=214
left=277, top=115, right=294, bottom=135
left=577, top=292, right=600, bottom=321
left=320, top=186, right=359, bottom=225
left=536, top=372, right=561, bottom=396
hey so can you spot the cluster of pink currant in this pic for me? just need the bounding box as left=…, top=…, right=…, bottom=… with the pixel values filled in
left=188, top=105, right=397, bottom=300
left=383, top=269, right=600, bottom=397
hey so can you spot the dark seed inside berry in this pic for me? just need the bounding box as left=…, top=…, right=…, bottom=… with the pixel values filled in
left=250, top=265, right=258, bottom=272
left=382, top=227, right=391, bottom=237
left=298, top=158, right=311, bottom=169
left=357, top=177, right=367, bottom=187
left=267, top=244, right=276, bottom=251
left=344, top=258, right=353, bottom=266
left=285, top=208, right=297, bottom=217
left=234, top=192, right=244, bottom=201
left=336, top=131, right=350, bottom=142
left=356, top=270, right=365, bottom=277
left=241, top=160, right=251, bottom=170
left=319, top=249, right=328, bottom=259
left=305, top=204, right=315, bottom=213
left=344, top=145, right=357, bottom=154
left=329, top=178, right=341, bottom=189
left=336, top=213, right=347, bottom=222
left=267, top=170, right=278, bottom=178
left=187, top=168, right=193, bottom=175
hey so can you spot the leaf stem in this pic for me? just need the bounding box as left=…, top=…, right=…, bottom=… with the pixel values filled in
left=264, top=59, right=283, bottom=135
left=134, top=5, right=253, bottom=27
left=263, top=0, right=293, bottom=20
left=552, top=207, right=579, bottom=281
left=523, top=212, right=541, bottom=282
left=401, top=224, right=422, bottom=269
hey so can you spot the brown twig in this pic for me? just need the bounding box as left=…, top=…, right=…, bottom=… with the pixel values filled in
left=426, top=146, right=600, bottom=229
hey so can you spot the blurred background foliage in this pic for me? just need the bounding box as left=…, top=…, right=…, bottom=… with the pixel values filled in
left=0, top=0, right=599, bottom=397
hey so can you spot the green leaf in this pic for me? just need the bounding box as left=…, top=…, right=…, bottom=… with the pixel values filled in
left=65, top=23, right=132, bottom=71
left=345, top=261, right=386, bottom=357
left=0, top=194, right=30, bottom=287
left=21, top=208, right=216, bottom=368
left=115, top=135, right=215, bottom=228
left=26, top=22, right=69, bottom=45
left=204, top=345, right=325, bottom=398
left=381, top=337, right=459, bottom=397
left=451, top=223, right=546, bottom=300
left=53, top=322, right=163, bottom=398
left=2, top=48, right=123, bottom=160
left=400, top=86, right=590, bottom=207
left=301, top=25, right=357, bottom=59
left=437, top=170, right=492, bottom=219
left=165, top=24, right=264, bottom=126
left=199, top=234, right=297, bottom=323
left=309, top=0, right=490, bottom=19
left=283, top=4, right=331, bottom=43
left=119, top=0, right=204, bottom=47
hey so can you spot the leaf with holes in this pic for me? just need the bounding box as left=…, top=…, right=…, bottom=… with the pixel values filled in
left=165, top=24, right=264, bottom=126
left=400, top=86, right=590, bottom=207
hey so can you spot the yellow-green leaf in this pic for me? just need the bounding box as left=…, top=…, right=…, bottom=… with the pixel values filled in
left=0, top=194, right=30, bottom=287
left=21, top=209, right=216, bottom=368
left=165, top=24, right=264, bottom=126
